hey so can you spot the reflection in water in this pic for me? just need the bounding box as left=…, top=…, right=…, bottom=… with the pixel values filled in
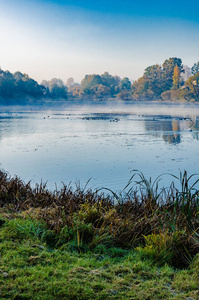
left=144, top=116, right=199, bottom=144
left=162, top=120, right=181, bottom=144
left=144, top=117, right=181, bottom=144
left=191, top=119, right=199, bottom=140
left=1, top=108, right=199, bottom=191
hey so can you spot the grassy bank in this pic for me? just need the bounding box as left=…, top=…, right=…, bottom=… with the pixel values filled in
left=0, top=170, right=199, bottom=299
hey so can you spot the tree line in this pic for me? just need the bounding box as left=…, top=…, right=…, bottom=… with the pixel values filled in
left=132, top=58, right=199, bottom=102
left=0, top=58, right=199, bottom=104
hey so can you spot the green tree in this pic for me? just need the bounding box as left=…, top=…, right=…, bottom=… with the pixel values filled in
left=144, top=64, right=163, bottom=80
left=162, top=57, right=184, bottom=90
left=0, top=70, right=45, bottom=103
left=119, top=77, right=131, bottom=90
left=80, top=73, right=121, bottom=98
left=41, top=78, right=68, bottom=99
left=144, top=64, right=165, bottom=96
left=81, top=75, right=103, bottom=94
left=101, top=72, right=121, bottom=96
left=191, top=62, right=199, bottom=75
left=131, top=65, right=166, bottom=100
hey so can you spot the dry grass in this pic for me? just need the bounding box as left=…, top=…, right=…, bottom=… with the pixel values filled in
left=0, top=169, right=199, bottom=267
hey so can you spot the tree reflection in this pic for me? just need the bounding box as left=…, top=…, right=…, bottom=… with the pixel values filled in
left=191, top=119, right=199, bottom=140
left=162, top=120, right=181, bottom=144
left=143, top=117, right=199, bottom=144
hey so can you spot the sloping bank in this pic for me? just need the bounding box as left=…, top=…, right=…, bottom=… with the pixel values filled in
left=0, top=169, right=199, bottom=299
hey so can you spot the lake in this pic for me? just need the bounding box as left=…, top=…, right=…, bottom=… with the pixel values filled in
left=1, top=102, right=199, bottom=192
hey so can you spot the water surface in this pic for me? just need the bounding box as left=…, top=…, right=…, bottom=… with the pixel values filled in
left=1, top=102, right=199, bottom=191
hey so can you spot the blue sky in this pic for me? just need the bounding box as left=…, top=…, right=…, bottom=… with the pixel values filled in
left=0, top=0, right=199, bottom=83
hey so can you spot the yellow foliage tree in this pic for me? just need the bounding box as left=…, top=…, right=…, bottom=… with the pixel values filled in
left=172, top=65, right=180, bottom=89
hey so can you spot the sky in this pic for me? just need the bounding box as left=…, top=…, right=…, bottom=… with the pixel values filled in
left=0, top=0, right=199, bottom=83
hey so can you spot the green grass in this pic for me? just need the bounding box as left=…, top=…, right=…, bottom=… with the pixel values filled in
left=0, top=169, right=199, bottom=299
left=1, top=216, right=199, bottom=299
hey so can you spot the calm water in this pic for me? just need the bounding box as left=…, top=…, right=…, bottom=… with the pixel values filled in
left=1, top=102, right=199, bottom=192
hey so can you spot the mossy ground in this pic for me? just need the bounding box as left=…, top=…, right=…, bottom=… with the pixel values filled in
left=1, top=213, right=199, bottom=300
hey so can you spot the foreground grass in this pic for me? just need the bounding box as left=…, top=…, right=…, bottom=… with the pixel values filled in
left=1, top=215, right=199, bottom=300
left=0, top=169, right=199, bottom=299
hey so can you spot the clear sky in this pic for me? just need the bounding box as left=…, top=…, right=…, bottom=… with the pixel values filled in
left=1, top=0, right=199, bottom=83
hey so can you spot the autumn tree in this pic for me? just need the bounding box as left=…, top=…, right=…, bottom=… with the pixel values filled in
left=131, top=57, right=185, bottom=101
left=70, top=84, right=82, bottom=97
left=185, top=72, right=199, bottom=101
left=90, top=84, right=111, bottom=99
left=131, top=65, right=165, bottom=100
left=172, top=66, right=180, bottom=89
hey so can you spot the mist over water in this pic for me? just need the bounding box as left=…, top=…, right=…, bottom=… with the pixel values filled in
left=0, top=102, right=199, bottom=192
left=61, top=102, right=199, bottom=118
left=2, top=101, right=199, bottom=116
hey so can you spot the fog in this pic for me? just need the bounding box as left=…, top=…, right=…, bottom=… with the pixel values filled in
left=1, top=101, right=199, bottom=118
left=61, top=102, right=199, bottom=117
left=33, top=101, right=199, bottom=118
